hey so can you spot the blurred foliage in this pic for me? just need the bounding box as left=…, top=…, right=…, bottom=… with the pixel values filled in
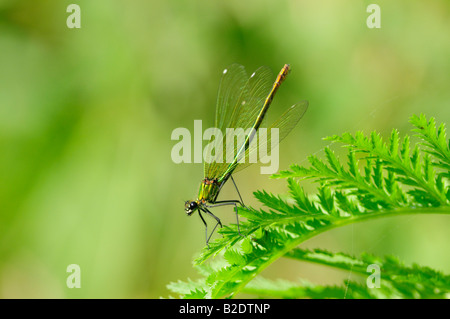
left=0, top=0, right=449, bottom=298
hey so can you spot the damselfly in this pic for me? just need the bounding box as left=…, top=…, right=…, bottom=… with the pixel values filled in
left=185, top=64, right=308, bottom=247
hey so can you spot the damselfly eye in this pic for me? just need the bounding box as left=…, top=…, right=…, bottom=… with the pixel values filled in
left=190, top=202, right=197, bottom=209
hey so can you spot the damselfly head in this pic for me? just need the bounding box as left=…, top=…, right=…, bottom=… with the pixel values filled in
left=185, top=200, right=198, bottom=216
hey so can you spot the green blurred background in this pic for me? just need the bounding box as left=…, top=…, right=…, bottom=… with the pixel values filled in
left=0, top=0, right=449, bottom=298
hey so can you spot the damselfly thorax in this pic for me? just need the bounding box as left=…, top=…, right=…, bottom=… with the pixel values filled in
left=184, top=173, right=236, bottom=213
left=198, top=178, right=222, bottom=203
left=185, top=177, right=223, bottom=215
left=185, top=174, right=243, bottom=247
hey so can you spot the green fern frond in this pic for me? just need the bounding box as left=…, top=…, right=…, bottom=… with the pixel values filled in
left=166, top=278, right=208, bottom=299
left=285, top=248, right=450, bottom=298
left=322, top=124, right=448, bottom=206
left=410, top=114, right=450, bottom=172
left=168, top=114, right=450, bottom=299
left=242, top=277, right=371, bottom=299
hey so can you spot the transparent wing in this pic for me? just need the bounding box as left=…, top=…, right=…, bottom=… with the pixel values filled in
left=225, top=101, right=309, bottom=176
left=214, top=64, right=248, bottom=132
left=204, top=65, right=274, bottom=179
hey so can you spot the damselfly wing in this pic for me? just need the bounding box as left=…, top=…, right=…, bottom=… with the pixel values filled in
left=185, top=64, right=308, bottom=247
